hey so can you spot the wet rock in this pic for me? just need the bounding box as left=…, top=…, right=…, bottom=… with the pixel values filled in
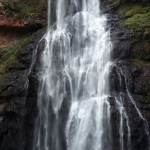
left=0, top=28, right=45, bottom=150
left=109, top=65, right=150, bottom=149
left=109, top=18, right=132, bottom=60
left=111, top=40, right=131, bottom=60
left=0, top=102, right=7, bottom=115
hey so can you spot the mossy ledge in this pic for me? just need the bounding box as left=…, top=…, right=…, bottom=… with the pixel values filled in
left=122, top=5, right=150, bottom=38
left=107, top=1, right=150, bottom=62
left=0, top=28, right=44, bottom=78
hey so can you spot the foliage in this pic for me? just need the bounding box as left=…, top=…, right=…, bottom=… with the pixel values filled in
left=124, top=12, right=150, bottom=28
left=102, top=0, right=121, bottom=8
left=0, top=26, right=45, bottom=77
left=121, top=4, right=150, bottom=40
left=112, top=0, right=121, bottom=8
left=130, top=40, right=150, bottom=61
left=129, top=59, right=144, bottom=70
left=129, top=58, right=150, bottom=71
left=0, top=33, right=32, bottom=77
left=0, top=0, right=47, bottom=23
left=125, top=6, right=150, bottom=17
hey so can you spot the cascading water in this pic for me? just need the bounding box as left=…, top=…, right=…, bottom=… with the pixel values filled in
left=33, top=0, right=150, bottom=150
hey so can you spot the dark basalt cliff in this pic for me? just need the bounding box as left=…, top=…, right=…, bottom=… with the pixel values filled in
left=0, top=29, right=46, bottom=149
left=0, top=0, right=150, bottom=150
left=104, top=1, right=150, bottom=149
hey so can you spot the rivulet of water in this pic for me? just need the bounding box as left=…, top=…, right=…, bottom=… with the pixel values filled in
left=33, top=0, right=149, bottom=150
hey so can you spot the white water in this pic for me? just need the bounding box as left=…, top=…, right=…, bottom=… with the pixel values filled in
left=33, top=0, right=149, bottom=150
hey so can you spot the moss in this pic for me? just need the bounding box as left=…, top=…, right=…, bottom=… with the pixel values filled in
left=128, top=59, right=150, bottom=96
left=0, top=33, right=33, bottom=77
left=20, top=0, right=47, bottom=23
left=0, top=0, right=47, bottom=24
left=112, top=0, right=121, bottom=8
left=103, top=0, right=121, bottom=8
left=117, top=4, right=150, bottom=41
left=0, top=47, right=9, bottom=61
left=125, top=6, right=149, bottom=17
left=0, top=1, right=21, bottom=17
left=141, top=86, right=150, bottom=96
left=141, top=85, right=150, bottom=96
left=122, top=5, right=150, bottom=38
left=129, top=59, right=143, bottom=70
left=129, top=59, right=150, bottom=70
left=0, top=27, right=45, bottom=78
left=20, top=4, right=38, bottom=17
left=124, top=12, right=150, bottom=28
left=130, top=41, right=150, bottom=61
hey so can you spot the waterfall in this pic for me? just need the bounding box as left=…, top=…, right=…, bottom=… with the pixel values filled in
left=33, top=0, right=149, bottom=150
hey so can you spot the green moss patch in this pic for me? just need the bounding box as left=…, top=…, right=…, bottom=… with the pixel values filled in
left=130, top=41, right=150, bottom=61
left=0, top=0, right=47, bottom=24
left=0, top=27, right=45, bottom=77
left=129, top=59, right=150, bottom=96
left=0, top=33, right=33, bottom=77
left=112, top=0, right=121, bottom=8
left=124, top=12, right=150, bottom=29
left=125, top=5, right=150, bottom=18
left=129, top=59, right=150, bottom=70
left=102, top=0, right=121, bottom=8
left=122, top=5, right=150, bottom=38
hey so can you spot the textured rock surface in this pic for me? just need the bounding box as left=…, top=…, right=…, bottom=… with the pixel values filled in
left=0, top=0, right=47, bottom=73
left=105, top=1, right=150, bottom=149
left=0, top=29, right=45, bottom=150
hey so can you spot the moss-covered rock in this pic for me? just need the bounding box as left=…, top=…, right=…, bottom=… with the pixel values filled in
left=130, top=40, right=150, bottom=61
left=0, top=27, right=45, bottom=150
left=0, top=28, right=45, bottom=77
left=122, top=5, right=150, bottom=38
left=0, top=0, right=47, bottom=76
left=129, top=59, right=150, bottom=70
left=108, top=1, right=150, bottom=62
left=0, top=34, right=31, bottom=77
left=102, top=0, right=121, bottom=9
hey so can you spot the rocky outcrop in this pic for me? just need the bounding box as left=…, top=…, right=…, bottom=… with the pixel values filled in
left=0, top=0, right=47, bottom=75
left=0, top=29, right=45, bottom=150
left=104, top=1, right=150, bottom=149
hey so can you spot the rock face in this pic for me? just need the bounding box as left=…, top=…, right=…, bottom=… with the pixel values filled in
left=105, top=2, right=150, bottom=149
left=0, top=1, right=150, bottom=150
left=0, top=29, right=45, bottom=150
left=0, top=0, right=47, bottom=73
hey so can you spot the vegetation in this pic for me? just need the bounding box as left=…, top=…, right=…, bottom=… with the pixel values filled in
left=112, top=0, right=121, bottom=8
left=129, top=59, right=150, bottom=96
left=0, top=27, right=44, bottom=74
left=109, top=2, right=150, bottom=61
left=0, top=33, right=33, bottom=77
left=129, top=59, right=150, bottom=70
left=102, top=0, right=121, bottom=8
left=124, top=5, right=150, bottom=17
left=123, top=7, right=150, bottom=29
left=0, top=0, right=47, bottom=24
left=119, top=4, right=150, bottom=37
left=130, top=41, right=150, bottom=61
